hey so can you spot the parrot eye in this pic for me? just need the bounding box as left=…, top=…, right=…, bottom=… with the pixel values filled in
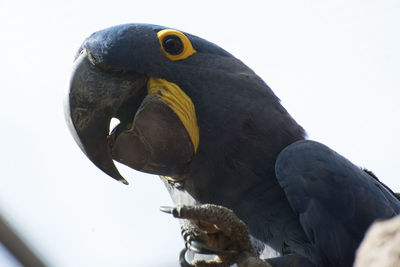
left=157, top=29, right=196, bottom=61
left=162, top=35, right=184, bottom=55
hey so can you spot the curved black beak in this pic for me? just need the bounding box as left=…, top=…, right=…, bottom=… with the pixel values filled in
left=65, top=50, right=147, bottom=184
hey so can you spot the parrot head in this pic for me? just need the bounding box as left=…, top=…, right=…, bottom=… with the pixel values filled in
left=65, top=23, right=304, bottom=187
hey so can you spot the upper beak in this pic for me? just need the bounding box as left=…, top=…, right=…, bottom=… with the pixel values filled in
left=65, top=50, right=147, bottom=184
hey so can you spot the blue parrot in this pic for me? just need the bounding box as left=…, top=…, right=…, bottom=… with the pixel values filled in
left=65, top=24, right=400, bottom=266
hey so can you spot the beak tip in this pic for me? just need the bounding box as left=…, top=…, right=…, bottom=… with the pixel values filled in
left=118, top=178, right=129, bottom=185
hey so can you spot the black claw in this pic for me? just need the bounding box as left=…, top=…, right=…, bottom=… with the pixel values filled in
left=179, top=248, right=195, bottom=267
left=182, top=231, right=191, bottom=242
left=188, top=240, right=236, bottom=255
left=160, top=206, right=174, bottom=214
left=160, top=206, right=181, bottom=217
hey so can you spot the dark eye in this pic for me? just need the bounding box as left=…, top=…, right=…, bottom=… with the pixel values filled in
left=162, top=35, right=184, bottom=55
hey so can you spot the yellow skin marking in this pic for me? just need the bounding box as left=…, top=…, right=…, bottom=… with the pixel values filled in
left=147, top=77, right=199, bottom=183
left=157, top=29, right=197, bottom=61
left=147, top=77, right=200, bottom=152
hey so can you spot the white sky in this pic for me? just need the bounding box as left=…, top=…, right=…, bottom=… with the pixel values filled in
left=0, top=0, right=399, bottom=266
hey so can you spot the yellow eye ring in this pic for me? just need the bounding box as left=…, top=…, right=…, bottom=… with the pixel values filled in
left=157, top=29, right=196, bottom=61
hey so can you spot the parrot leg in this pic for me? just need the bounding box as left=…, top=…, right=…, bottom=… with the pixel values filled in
left=160, top=204, right=271, bottom=267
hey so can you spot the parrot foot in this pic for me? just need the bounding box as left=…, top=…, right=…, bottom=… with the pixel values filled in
left=160, top=204, right=271, bottom=267
left=179, top=219, right=233, bottom=255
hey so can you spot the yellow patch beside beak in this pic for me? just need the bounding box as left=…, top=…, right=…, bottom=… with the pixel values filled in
left=147, top=77, right=199, bottom=153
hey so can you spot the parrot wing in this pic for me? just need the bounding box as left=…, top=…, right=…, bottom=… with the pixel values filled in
left=275, top=140, right=400, bottom=266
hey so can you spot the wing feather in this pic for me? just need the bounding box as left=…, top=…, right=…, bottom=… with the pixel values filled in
left=275, top=140, right=400, bottom=266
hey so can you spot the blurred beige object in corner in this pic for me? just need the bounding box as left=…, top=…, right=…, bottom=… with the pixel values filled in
left=354, top=215, right=400, bottom=267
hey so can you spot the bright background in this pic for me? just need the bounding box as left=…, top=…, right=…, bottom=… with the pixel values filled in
left=0, top=0, right=399, bottom=266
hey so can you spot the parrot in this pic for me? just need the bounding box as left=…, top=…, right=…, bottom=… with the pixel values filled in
left=65, top=23, right=400, bottom=267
